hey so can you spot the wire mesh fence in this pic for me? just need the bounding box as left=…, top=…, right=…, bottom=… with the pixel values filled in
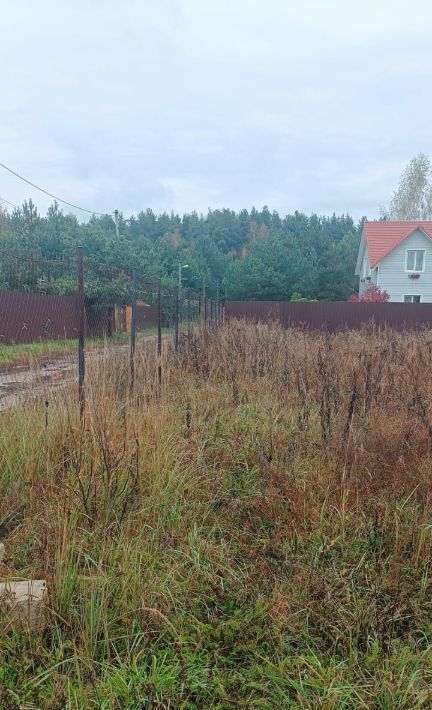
left=0, top=246, right=78, bottom=415
left=0, top=246, right=223, bottom=417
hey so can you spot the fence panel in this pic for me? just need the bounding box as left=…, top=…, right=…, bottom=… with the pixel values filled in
left=0, top=291, right=78, bottom=345
left=224, top=300, right=432, bottom=332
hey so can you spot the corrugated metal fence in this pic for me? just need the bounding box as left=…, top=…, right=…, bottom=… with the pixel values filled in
left=0, top=291, right=116, bottom=345
left=225, top=300, right=432, bottom=332
left=0, top=291, right=79, bottom=344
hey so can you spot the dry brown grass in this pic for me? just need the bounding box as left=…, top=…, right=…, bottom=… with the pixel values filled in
left=0, top=321, right=432, bottom=707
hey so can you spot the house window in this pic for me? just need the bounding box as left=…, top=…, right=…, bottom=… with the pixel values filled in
left=405, top=249, right=425, bottom=272
left=404, top=295, right=421, bottom=303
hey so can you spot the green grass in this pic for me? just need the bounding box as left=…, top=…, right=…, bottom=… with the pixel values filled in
left=1, top=322, right=432, bottom=707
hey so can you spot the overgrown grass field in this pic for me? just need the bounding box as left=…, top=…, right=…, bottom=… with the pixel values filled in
left=1, top=322, right=432, bottom=707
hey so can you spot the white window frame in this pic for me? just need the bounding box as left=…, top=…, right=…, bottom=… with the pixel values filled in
left=403, top=295, right=422, bottom=303
left=405, top=249, right=425, bottom=273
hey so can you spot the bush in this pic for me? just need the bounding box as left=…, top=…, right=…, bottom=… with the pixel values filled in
left=348, top=285, right=390, bottom=302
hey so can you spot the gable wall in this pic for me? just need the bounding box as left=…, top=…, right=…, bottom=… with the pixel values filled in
left=378, top=229, right=432, bottom=302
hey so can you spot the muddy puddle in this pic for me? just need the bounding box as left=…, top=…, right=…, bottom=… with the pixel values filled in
left=0, top=358, right=76, bottom=412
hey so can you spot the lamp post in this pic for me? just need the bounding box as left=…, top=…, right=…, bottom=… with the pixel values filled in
left=175, top=263, right=189, bottom=351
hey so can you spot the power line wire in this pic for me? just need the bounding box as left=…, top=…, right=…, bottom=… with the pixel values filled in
left=0, top=160, right=109, bottom=216
left=0, top=195, right=18, bottom=209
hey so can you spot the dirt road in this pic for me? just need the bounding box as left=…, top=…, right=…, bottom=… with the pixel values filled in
left=0, top=334, right=166, bottom=412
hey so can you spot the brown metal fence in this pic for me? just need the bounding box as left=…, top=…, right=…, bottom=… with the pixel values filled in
left=224, top=300, right=432, bottom=332
left=135, top=303, right=159, bottom=331
left=0, top=291, right=79, bottom=344
left=0, top=293, right=120, bottom=345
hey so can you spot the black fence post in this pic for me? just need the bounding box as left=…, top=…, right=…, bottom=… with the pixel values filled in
left=187, top=298, right=191, bottom=337
left=77, top=246, right=85, bottom=422
left=175, top=285, right=180, bottom=352
left=204, top=297, right=207, bottom=326
left=130, top=269, right=137, bottom=391
left=157, top=278, right=162, bottom=386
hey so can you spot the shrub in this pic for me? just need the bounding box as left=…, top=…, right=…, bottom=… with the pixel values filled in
left=348, top=285, right=390, bottom=302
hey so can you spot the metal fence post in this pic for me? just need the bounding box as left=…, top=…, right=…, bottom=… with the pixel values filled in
left=202, top=276, right=206, bottom=325
left=157, top=278, right=162, bottom=385
left=77, top=246, right=85, bottom=422
left=175, top=285, right=180, bottom=352
left=130, top=269, right=137, bottom=391
left=187, top=298, right=191, bottom=337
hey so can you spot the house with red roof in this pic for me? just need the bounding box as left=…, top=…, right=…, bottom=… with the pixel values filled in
left=355, top=221, right=432, bottom=302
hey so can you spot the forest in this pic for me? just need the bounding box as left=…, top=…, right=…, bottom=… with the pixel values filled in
left=0, top=201, right=361, bottom=301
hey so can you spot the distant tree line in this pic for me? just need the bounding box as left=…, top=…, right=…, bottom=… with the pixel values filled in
left=0, top=201, right=361, bottom=302
left=1, top=152, right=430, bottom=303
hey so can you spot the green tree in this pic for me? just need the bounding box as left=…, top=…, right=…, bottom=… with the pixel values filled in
left=0, top=202, right=362, bottom=302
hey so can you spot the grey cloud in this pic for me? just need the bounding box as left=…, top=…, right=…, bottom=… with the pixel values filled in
left=1, top=0, right=432, bottom=219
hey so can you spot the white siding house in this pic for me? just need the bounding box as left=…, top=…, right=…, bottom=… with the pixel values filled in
left=355, top=221, right=432, bottom=302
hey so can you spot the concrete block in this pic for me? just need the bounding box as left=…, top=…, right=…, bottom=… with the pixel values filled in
left=0, top=579, right=47, bottom=632
left=0, top=543, right=4, bottom=563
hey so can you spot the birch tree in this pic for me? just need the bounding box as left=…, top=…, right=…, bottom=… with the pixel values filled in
left=388, top=153, right=432, bottom=219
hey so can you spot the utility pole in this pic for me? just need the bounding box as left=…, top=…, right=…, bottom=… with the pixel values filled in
left=114, top=209, right=119, bottom=238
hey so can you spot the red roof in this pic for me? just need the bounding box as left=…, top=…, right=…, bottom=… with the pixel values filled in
left=365, top=221, right=432, bottom=268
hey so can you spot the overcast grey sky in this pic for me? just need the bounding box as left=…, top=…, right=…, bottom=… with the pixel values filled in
left=1, top=0, right=431, bottom=220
